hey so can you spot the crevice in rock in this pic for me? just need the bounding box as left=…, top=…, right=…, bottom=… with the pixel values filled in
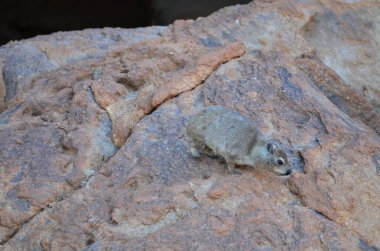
left=286, top=180, right=335, bottom=223
left=317, top=234, right=329, bottom=251
left=0, top=230, right=16, bottom=246
left=1, top=175, right=72, bottom=245
left=296, top=53, right=380, bottom=136
left=358, top=239, right=380, bottom=251
left=0, top=103, right=22, bottom=125
left=0, top=83, right=118, bottom=246
left=0, top=207, right=45, bottom=246
left=311, top=209, right=334, bottom=222
left=89, top=83, right=117, bottom=148
left=106, top=40, right=245, bottom=147
left=314, top=111, right=328, bottom=135
left=296, top=151, right=306, bottom=174
left=286, top=184, right=306, bottom=208
left=286, top=177, right=379, bottom=249
left=146, top=56, right=243, bottom=119
left=1, top=46, right=244, bottom=246
left=74, top=85, right=118, bottom=188
left=371, top=155, right=380, bottom=176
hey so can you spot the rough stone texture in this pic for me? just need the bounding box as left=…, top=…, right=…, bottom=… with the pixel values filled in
left=1, top=0, right=380, bottom=250
left=0, top=26, right=167, bottom=244
left=0, top=27, right=167, bottom=106
left=102, top=38, right=245, bottom=147
left=0, top=60, right=4, bottom=112
left=301, top=2, right=380, bottom=108
left=296, top=53, right=380, bottom=135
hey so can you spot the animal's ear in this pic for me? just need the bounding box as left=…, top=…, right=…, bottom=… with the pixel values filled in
left=267, top=143, right=276, bottom=154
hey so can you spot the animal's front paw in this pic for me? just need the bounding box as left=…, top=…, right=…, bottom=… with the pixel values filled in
left=190, top=147, right=201, bottom=158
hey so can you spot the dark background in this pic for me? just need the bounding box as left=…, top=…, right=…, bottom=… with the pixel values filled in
left=0, top=0, right=251, bottom=45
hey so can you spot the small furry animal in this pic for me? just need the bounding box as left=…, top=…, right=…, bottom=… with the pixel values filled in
left=187, top=105, right=291, bottom=175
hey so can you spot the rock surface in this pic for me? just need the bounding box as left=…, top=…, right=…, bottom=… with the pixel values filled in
left=1, top=0, right=380, bottom=250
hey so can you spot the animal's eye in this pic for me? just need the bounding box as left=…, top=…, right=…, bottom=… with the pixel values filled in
left=277, top=159, right=284, bottom=165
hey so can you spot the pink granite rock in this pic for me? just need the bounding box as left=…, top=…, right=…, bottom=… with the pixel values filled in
left=1, top=0, right=379, bottom=250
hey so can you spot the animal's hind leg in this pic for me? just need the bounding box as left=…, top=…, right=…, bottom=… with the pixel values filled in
left=204, top=145, right=218, bottom=159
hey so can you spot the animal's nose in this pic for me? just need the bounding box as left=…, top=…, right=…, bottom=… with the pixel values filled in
left=284, top=169, right=292, bottom=175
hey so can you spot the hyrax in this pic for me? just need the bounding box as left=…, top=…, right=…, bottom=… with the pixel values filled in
left=187, top=105, right=291, bottom=175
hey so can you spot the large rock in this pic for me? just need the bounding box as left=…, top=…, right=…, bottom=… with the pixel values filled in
left=1, top=0, right=379, bottom=250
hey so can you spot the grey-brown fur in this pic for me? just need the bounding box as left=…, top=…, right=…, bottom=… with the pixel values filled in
left=187, top=105, right=291, bottom=175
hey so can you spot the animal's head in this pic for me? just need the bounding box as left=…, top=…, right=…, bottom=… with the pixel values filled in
left=266, top=142, right=291, bottom=176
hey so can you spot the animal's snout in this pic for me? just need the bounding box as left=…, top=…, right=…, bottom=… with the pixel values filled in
left=284, top=169, right=292, bottom=176
left=273, top=167, right=292, bottom=176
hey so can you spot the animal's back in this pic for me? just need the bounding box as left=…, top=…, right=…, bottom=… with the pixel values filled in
left=203, top=108, right=260, bottom=158
left=187, top=106, right=226, bottom=144
left=188, top=106, right=260, bottom=158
